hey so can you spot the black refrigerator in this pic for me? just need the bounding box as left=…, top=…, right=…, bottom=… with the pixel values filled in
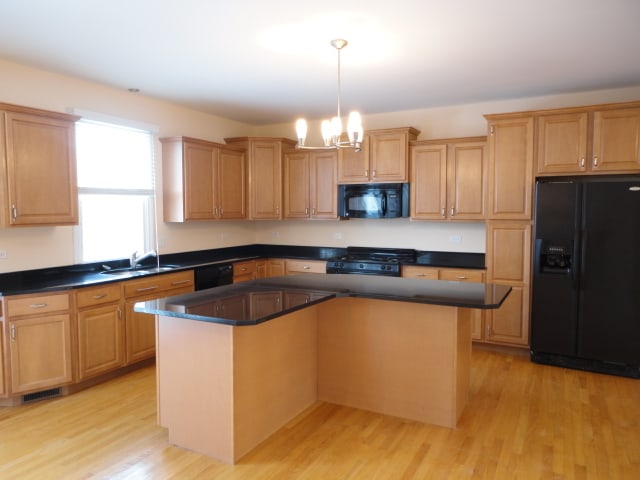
left=531, top=175, right=640, bottom=378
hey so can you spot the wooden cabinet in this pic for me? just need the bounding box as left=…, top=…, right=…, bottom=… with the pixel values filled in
left=4, top=292, right=73, bottom=395
left=75, top=283, right=124, bottom=380
left=338, top=127, right=420, bottom=183
left=233, top=260, right=257, bottom=283
left=0, top=103, right=79, bottom=226
left=485, top=115, right=534, bottom=220
left=410, top=137, right=486, bottom=220
left=285, top=259, right=326, bottom=275
left=123, top=271, right=194, bottom=364
left=485, top=221, right=531, bottom=346
left=161, top=136, right=246, bottom=222
left=283, top=149, right=338, bottom=219
left=267, top=259, right=285, bottom=277
left=402, top=266, right=485, bottom=340
left=537, top=105, right=640, bottom=175
left=225, top=137, right=297, bottom=219
left=256, top=260, right=267, bottom=279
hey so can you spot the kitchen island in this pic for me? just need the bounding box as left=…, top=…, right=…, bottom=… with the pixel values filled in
left=137, top=274, right=510, bottom=464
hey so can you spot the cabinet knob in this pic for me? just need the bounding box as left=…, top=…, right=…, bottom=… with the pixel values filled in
left=10, top=324, right=16, bottom=341
left=365, top=170, right=369, bottom=177
left=580, top=157, right=586, bottom=168
left=11, top=204, right=18, bottom=221
left=372, top=170, right=376, bottom=178
left=450, top=207, right=455, bottom=217
left=441, top=208, right=446, bottom=218
left=593, top=156, right=599, bottom=167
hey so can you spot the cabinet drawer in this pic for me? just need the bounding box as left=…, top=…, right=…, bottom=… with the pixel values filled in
left=7, top=293, right=70, bottom=317
left=402, top=265, right=440, bottom=280
left=233, top=260, right=257, bottom=276
left=124, top=271, right=194, bottom=299
left=439, top=268, right=485, bottom=282
left=76, top=283, right=122, bottom=308
left=285, top=259, right=326, bottom=274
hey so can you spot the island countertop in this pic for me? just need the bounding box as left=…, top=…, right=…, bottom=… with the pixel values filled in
left=136, top=274, right=511, bottom=326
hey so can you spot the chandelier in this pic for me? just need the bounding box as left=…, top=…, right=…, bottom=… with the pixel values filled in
left=295, top=39, right=363, bottom=152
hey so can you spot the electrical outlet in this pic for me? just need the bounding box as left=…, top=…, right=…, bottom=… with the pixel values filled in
left=0, top=250, right=7, bottom=259
left=332, top=232, right=342, bottom=239
left=448, top=235, right=462, bottom=244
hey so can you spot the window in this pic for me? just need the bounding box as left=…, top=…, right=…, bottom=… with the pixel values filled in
left=74, top=118, right=156, bottom=263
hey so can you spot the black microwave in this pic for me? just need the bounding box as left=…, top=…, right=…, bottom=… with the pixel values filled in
left=338, top=183, right=409, bottom=219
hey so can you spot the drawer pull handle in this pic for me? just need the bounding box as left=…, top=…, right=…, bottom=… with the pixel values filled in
left=10, top=324, right=16, bottom=341
left=455, top=276, right=469, bottom=280
left=92, top=294, right=108, bottom=299
left=303, top=266, right=310, bottom=269
left=135, top=286, right=159, bottom=293
left=171, top=280, right=191, bottom=286
left=29, top=303, right=49, bottom=308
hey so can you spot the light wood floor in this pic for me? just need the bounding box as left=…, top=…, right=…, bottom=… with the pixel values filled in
left=1, top=348, right=639, bottom=479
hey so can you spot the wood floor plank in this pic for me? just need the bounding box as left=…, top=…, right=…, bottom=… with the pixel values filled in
left=1, top=348, right=639, bottom=479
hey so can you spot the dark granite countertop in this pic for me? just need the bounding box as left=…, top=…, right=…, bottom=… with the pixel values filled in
left=136, top=274, right=510, bottom=326
left=0, top=244, right=485, bottom=296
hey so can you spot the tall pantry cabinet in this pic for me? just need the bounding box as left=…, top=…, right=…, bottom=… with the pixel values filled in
left=483, top=115, right=534, bottom=346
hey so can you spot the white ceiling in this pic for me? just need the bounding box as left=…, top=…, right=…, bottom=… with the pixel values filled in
left=1, top=0, right=639, bottom=125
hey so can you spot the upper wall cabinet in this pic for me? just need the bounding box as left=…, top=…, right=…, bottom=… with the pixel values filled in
left=484, top=115, right=534, bottom=220
left=161, top=136, right=246, bottom=222
left=0, top=103, right=79, bottom=226
left=225, top=137, right=297, bottom=220
left=283, top=149, right=338, bottom=220
left=338, top=127, right=420, bottom=183
left=536, top=103, right=640, bottom=175
left=410, top=137, right=487, bottom=221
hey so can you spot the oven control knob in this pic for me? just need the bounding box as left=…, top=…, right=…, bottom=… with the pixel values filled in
left=359, top=263, right=364, bottom=269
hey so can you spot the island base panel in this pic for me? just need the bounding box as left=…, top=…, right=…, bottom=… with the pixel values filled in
left=156, top=308, right=318, bottom=463
left=317, top=298, right=471, bottom=428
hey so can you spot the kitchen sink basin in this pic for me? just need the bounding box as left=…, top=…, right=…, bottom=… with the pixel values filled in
left=100, top=265, right=179, bottom=276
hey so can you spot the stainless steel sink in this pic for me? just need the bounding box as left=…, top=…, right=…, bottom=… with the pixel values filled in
left=100, top=265, right=179, bottom=276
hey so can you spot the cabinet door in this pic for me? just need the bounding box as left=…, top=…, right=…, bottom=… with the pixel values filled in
left=233, top=260, right=257, bottom=283
left=410, top=144, right=447, bottom=219
left=283, top=151, right=310, bottom=218
left=439, top=268, right=485, bottom=341
left=338, top=135, right=370, bottom=183
left=251, top=292, right=283, bottom=318
left=487, top=117, right=534, bottom=219
left=218, top=147, right=246, bottom=219
left=371, top=132, right=408, bottom=182
left=310, top=151, right=338, bottom=218
left=592, top=108, right=640, bottom=172
left=256, top=260, right=267, bottom=279
left=124, top=301, right=156, bottom=364
left=487, top=222, right=531, bottom=284
left=9, top=314, right=73, bottom=393
left=183, top=141, right=216, bottom=220
left=536, top=113, right=588, bottom=174
left=485, top=221, right=531, bottom=346
left=4, top=111, right=78, bottom=225
left=77, top=304, right=124, bottom=380
left=267, top=259, right=285, bottom=277
left=250, top=141, right=282, bottom=219
left=448, top=141, right=486, bottom=220
left=486, top=285, right=530, bottom=345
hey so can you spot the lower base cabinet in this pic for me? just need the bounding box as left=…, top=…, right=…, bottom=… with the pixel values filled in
left=402, top=266, right=486, bottom=341
left=3, top=292, right=73, bottom=396
left=123, top=271, right=195, bottom=364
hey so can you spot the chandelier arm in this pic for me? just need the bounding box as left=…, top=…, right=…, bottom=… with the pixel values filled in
left=336, top=44, right=342, bottom=121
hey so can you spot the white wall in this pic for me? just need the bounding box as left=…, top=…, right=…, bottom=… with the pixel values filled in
left=1, top=56, right=640, bottom=272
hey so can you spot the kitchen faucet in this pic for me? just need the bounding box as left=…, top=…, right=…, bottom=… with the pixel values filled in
left=130, top=249, right=157, bottom=269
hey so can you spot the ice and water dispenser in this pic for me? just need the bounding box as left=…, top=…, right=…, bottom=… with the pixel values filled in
left=537, top=241, right=572, bottom=274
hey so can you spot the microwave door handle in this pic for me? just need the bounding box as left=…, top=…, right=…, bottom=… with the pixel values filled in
left=381, top=194, right=387, bottom=216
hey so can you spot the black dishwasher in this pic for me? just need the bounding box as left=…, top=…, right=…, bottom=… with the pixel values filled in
left=194, top=263, right=233, bottom=290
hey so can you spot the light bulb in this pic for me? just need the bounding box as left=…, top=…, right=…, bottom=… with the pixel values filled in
left=347, top=111, right=363, bottom=144
left=321, top=120, right=332, bottom=147
left=295, top=118, right=308, bottom=146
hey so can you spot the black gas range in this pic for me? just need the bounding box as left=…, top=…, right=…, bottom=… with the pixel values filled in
left=325, top=246, right=416, bottom=277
